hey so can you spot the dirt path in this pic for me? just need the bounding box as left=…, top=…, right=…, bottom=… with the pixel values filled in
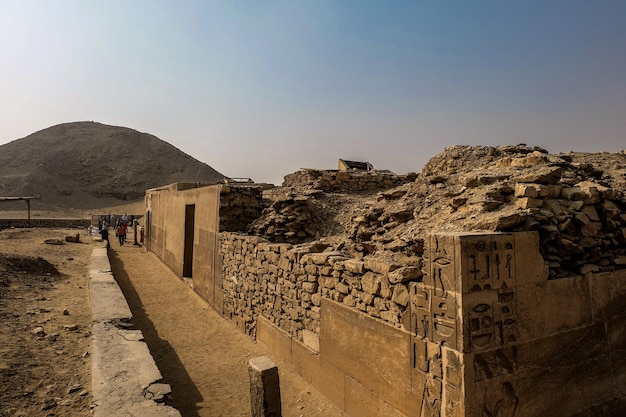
left=108, top=241, right=347, bottom=417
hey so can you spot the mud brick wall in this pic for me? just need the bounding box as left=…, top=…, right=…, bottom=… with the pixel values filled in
left=282, top=169, right=417, bottom=193
left=219, top=232, right=424, bottom=347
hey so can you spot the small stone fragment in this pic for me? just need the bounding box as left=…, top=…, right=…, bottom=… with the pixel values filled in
left=31, top=327, right=45, bottom=336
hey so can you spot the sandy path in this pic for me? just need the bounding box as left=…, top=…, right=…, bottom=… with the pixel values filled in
left=108, top=241, right=346, bottom=417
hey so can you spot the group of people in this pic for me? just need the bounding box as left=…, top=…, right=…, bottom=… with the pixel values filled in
left=98, top=214, right=133, bottom=249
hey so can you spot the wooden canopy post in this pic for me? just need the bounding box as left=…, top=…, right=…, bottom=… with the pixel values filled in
left=26, top=199, right=31, bottom=228
left=0, top=196, right=39, bottom=228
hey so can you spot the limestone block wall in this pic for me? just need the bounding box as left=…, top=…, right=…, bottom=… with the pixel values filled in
left=144, top=181, right=626, bottom=417
left=282, top=169, right=417, bottom=192
left=220, top=231, right=626, bottom=417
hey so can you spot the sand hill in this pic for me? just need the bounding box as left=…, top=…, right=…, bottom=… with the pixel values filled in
left=0, top=121, right=225, bottom=211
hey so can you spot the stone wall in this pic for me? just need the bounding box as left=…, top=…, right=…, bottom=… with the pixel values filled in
left=220, top=232, right=424, bottom=346
left=282, top=169, right=417, bottom=192
left=146, top=179, right=626, bottom=417
left=493, top=169, right=626, bottom=278
left=218, top=185, right=265, bottom=232
left=219, top=231, right=626, bottom=417
left=247, top=193, right=326, bottom=243
left=0, top=218, right=90, bottom=230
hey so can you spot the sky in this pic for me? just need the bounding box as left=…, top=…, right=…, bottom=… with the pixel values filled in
left=1, top=1, right=625, bottom=185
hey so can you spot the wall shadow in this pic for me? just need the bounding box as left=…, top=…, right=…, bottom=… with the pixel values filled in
left=108, top=249, right=203, bottom=417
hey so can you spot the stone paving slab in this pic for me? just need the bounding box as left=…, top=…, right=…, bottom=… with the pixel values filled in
left=89, top=241, right=181, bottom=417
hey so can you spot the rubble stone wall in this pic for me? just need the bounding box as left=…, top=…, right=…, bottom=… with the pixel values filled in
left=218, top=185, right=265, bottom=232
left=282, top=169, right=417, bottom=192
left=493, top=174, right=626, bottom=278
left=220, top=232, right=423, bottom=345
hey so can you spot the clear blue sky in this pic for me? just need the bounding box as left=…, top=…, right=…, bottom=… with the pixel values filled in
left=1, top=1, right=625, bottom=185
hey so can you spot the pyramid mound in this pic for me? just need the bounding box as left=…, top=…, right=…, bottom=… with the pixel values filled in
left=0, top=121, right=225, bottom=210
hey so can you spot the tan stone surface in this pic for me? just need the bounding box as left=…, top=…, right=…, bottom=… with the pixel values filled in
left=320, top=298, right=417, bottom=416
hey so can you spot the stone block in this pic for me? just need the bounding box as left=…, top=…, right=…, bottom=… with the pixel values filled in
left=363, top=255, right=401, bottom=274
left=607, top=316, right=626, bottom=398
left=308, top=251, right=345, bottom=265
left=582, top=205, right=600, bottom=221
left=513, top=232, right=549, bottom=286
left=302, top=329, right=320, bottom=352
left=344, top=259, right=366, bottom=274
left=514, top=183, right=538, bottom=198
left=581, top=221, right=602, bottom=237
left=320, top=298, right=413, bottom=413
left=320, top=276, right=338, bottom=289
left=512, top=166, right=562, bottom=184
left=591, top=269, right=626, bottom=320
left=362, top=272, right=382, bottom=295
left=466, top=324, right=611, bottom=417
left=248, top=356, right=281, bottom=417
left=536, top=184, right=562, bottom=198
left=391, top=284, right=409, bottom=307
left=256, top=316, right=292, bottom=363
left=301, top=282, right=318, bottom=294
left=388, top=266, right=422, bottom=283
left=344, top=376, right=408, bottom=417
left=336, top=282, right=349, bottom=294
left=515, top=197, right=543, bottom=209
left=515, top=275, right=592, bottom=341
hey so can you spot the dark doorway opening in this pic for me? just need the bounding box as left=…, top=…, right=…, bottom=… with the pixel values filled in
left=183, top=204, right=195, bottom=277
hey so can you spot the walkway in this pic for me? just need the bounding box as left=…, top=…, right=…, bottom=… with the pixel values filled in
left=108, top=241, right=346, bottom=417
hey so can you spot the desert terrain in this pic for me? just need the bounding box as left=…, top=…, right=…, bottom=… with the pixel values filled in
left=0, top=222, right=346, bottom=417
left=0, top=228, right=93, bottom=417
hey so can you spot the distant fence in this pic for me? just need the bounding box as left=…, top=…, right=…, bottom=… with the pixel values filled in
left=0, top=219, right=91, bottom=230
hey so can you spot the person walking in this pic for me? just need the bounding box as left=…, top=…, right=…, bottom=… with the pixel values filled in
left=116, top=222, right=127, bottom=246
left=99, top=227, right=110, bottom=249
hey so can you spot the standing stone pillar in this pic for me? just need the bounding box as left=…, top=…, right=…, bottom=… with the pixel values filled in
left=248, top=356, right=282, bottom=417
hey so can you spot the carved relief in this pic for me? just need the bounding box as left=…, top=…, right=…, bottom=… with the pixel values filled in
left=473, top=346, right=518, bottom=382
left=413, top=336, right=429, bottom=373
left=483, top=381, right=518, bottom=417
left=443, top=349, right=464, bottom=417
left=463, top=235, right=516, bottom=293
left=408, top=282, right=431, bottom=339
left=424, top=235, right=458, bottom=348
left=418, top=344, right=442, bottom=417
left=463, top=235, right=518, bottom=352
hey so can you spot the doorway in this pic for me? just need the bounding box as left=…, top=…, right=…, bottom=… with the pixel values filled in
left=183, top=204, right=195, bottom=277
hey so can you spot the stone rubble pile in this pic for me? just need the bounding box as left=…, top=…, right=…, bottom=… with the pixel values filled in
left=247, top=193, right=325, bottom=243
left=218, top=185, right=265, bottom=232
left=282, top=169, right=417, bottom=193
left=346, top=146, right=626, bottom=279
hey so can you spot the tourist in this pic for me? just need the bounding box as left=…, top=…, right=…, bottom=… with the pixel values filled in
left=99, top=227, right=110, bottom=249
left=116, top=222, right=127, bottom=246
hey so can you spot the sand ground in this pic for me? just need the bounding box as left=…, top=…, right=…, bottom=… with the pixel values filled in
left=0, top=227, right=347, bottom=417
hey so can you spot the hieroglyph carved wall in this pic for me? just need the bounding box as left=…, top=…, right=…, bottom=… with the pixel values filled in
left=408, top=232, right=625, bottom=417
